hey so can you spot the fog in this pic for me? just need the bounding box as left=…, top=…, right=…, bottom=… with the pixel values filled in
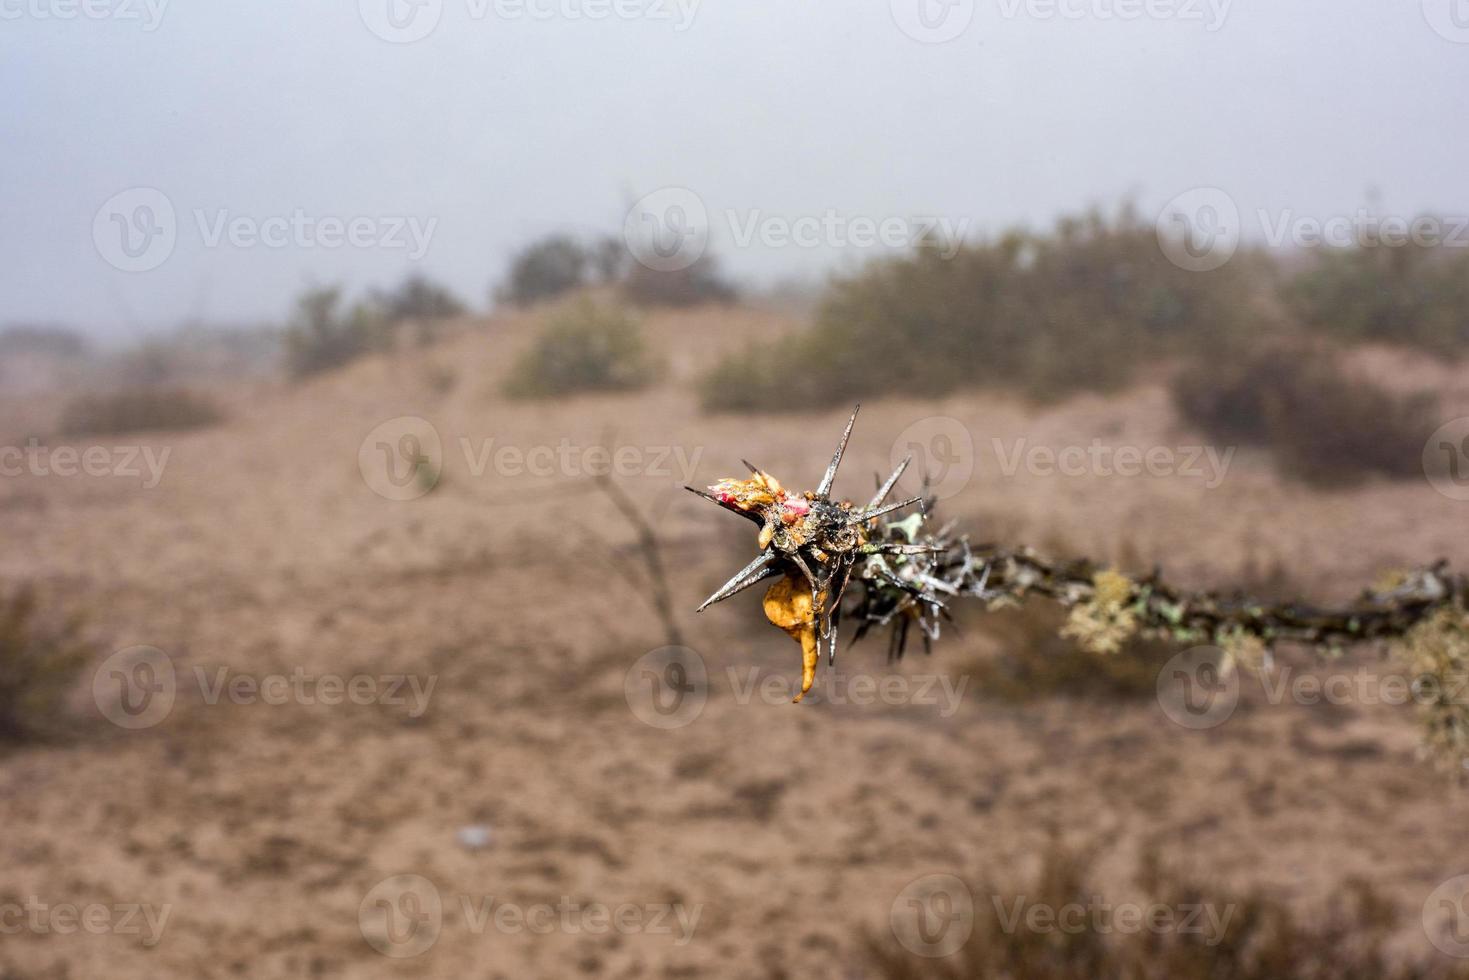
left=2, top=0, right=1466, bottom=338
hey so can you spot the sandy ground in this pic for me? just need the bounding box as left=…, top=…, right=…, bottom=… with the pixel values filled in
left=3, top=304, right=1469, bottom=978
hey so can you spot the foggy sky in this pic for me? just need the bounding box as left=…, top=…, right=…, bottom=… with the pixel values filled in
left=2, top=0, right=1467, bottom=340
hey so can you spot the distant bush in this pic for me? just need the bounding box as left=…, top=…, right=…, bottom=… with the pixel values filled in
left=1283, top=238, right=1469, bottom=356
left=0, top=324, right=88, bottom=358
left=0, top=587, right=90, bottom=744
left=373, top=274, right=467, bottom=323
left=699, top=208, right=1271, bottom=412
left=622, top=255, right=738, bottom=308
left=965, top=600, right=1178, bottom=702
left=283, top=286, right=388, bottom=379
left=1173, top=344, right=1436, bottom=486
left=504, top=300, right=659, bottom=398
left=859, top=839, right=1469, bottom=980
left=497, top=232, right=738, bottom=309
left=60, top=386, right=223, bottom=436
left=497, top=234, right=595, bottom=306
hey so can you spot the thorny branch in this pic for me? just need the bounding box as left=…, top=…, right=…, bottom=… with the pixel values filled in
left=688, top=406, right=1469, bottom=765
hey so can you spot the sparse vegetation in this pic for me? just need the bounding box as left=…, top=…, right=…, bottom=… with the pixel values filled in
left=0, top=587, right=90, bottom=744
left=497, top=234, right=600, bottom=306
left=1172, top=343, right=1437, bottom=485
left=504, top=299, right=659, bottom=398
left=60, top=385, right=224, bottom=436
left=860, top=840, right=1469, bottom=980
left=372, top=274, right=468, bottom=324
left=283, top=285, right=389, bottom=379
left=700, top=208, right=1272, bottom=412
left=622, top=255, right=738, bottom=308
left=1284, top=239, right=1469, bottom=357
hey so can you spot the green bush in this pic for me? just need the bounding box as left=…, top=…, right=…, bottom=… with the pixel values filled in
left=0, top=588, right=90, bottom=744
left=1283, top=239, right=1469, bottom=356
left=60, top=386, right=223, bottom=436
left=621, top=255, right=738, bottom=308
left=699, top=208, right=1272, bottom=412
left=497, top=234, right=594, bottom=306
left=373, top=274, right=467, bottom=324
left=283, top=286, right=389, bottom=379
left=1173, top=343, right=1437, bottom=485
left=504, top=300, right=659, bottom=398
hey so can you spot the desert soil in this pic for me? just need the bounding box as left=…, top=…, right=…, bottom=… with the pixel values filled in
left=3, top=305, right=1469, bottom=978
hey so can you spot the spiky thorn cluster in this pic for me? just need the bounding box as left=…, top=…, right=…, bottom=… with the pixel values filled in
left=691, top=408, right=1469, bottom=727
left=686, top=405, right=937, bottom=700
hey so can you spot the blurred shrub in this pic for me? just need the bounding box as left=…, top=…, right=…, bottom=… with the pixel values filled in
left=1283, top=239, right=1469, bottom=356
left=0, top=324, right=88, bottom=358
left=0, top=587, right=90, bottom=744
left=497, top=234, right=593, bottom=306
left=1172, top=344, right=1436, bottom=485
left=283, top=285, right=388, bottom=379
left=965, top=601, right=1177, bottom=702
left=700, top=208, right=1271, bottom=412
left=373, top=274, right=467, bottom=323
left=504, top=300, right=659, bottom=398
left=622, top=255, right=738, bottom=308
left=858, top=840, right=1467, bottom=980
left=60, top=386, right=223, bottom=436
